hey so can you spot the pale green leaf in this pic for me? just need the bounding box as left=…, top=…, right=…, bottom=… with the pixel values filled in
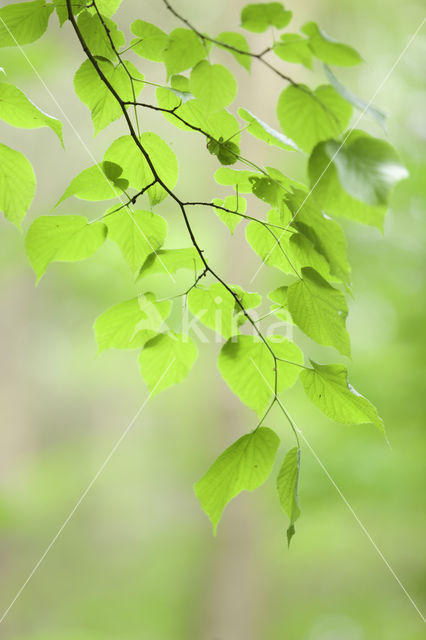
left=0, top=0, right=53, bottom=47
left=277, top=84, right=352, bottom=153
left=0, top=142, right=35, bottom=226
left=0, top=81, right=63, bottom=142
left=276, top=446, right=301, bottom=545
left=287, top=267, right=350, bottom=356
left=267, top=286, right=292, bottom=323
left=56, top=162, right=127, bottom=206
left=301, top=21, right=362, bottom=67
left=214, top=168, right=258, bottom=193
left=238, top=107, right=300, bottom=151
left=25, top=215, right=106, bottom=281
left=215, top=31, right=251, bottom=71
left=273, top=33, right=313, bottom=69
left=300, top=361, right=384, bottom=431
left=104, top=132, right=178, bottom=205
left=138, top=248, right=203, bottom=279
left=194, top=427, right=280, bottom=534
left=163, top=28, right=206, bottom=77
left=77, top=10, right=125, bottom=61
left=190, top=61, right=237, bottom=114
left=74, top=58, right=144, bottom=135
left=212, top=194, right=246, bottom=233
left=105, top=209, right=167, bottom=273
left=94, top=293, right=171, bottom=353
left=139, top=332, right=198, bottom=394
left=53, top=0, right=86, bottom=27
left=218, top=334, right=303, bottom=415
left=96, top=0, right=122, bottom=17
left=130, top=19, right=168, bottom=62
left=241, top=3, right=292, bottom=33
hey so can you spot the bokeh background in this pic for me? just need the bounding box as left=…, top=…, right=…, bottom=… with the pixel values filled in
left=0, top=0, right=425, bottom=638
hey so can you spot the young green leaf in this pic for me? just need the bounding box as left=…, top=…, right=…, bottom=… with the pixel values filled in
left=0, top=81, right=63, bottom=143
left=190, top=61, right=237, bottom=114
left=300, top=362, right=384, bottom=431
left=76, top=10, right=125, bottom=61
left=214, top=167, right=258, bottom=193
left=287, top=190, right=351, bottom=286
left=194, top=427, right=280, bottom=534
left=138, top=248, right=204, bottom=279
left=74, top=59, right=144, bottom=135
left=215, top=31, right=251, bottom=71
left=241, top=3, right=292, bottom=33
left=0, top=142, right=35, bottom=227
left=308, top=131, right=408, bottom=229
left=94, top=293, right=171, bottom=353
left=105, top=209, right=167, bottom=274
left=287, top=267, right=350, bottom=356
left=238, top=107, right=300, bottom=151
left=277, top=84, right=352, bottom=153
left=324, top=65, right=386, bottom=130
left=212, top=194, right=246, bottom=234
left=138, top=332, right=198, bottom=394
left=218, top=335, right=303, bottom=415
left=163, top=28, right=206, bottom=76
left=56, top=162, right=127, bottom=206
left=273, top=33, right=313, bottom=69
left=96, top=0, right=123, bottom=17
left=53, top=0, right=86, bottom=27
left=104, top=132, right=178, bottom=205
left=301, top=21, right=362, bottom=67
left=207, top=137, right=240, bottom=165
left=276, top=447, right=301, bottom=545
left=130, top=19, right=168, bottom=61
left=0, top=0, right=53, bottom=47
left=268, top=286, right=292, bottom=323
left=25, top=215, right=106, bottom=281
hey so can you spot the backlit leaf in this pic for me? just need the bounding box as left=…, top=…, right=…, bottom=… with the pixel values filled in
left=0, top=142, right=35, bottom=227
left=130, top=19, right=168, bottom=62
left=77, top=10, right=125, bottom=61
left=276, top=447, right=301, bottom=545
left=138, top=248, right=204, bottom=279
left=163, top=28, right=206, bottom=77
left=212, top=194, right=246, bottom=233
left=241, top=3, right=292, bottom=33
left=301, top=21, right=362, bottom=67
left=190, top=61, right=237, bottom=114
left=0, top=0, right=53, bottom=47
left=139, top=332, right=198, bottom=394
left=215, top=31, right=251, bottom=71
left=273, top=33, right=313, bottom=69
left=238, top=107, right=299, bottom=151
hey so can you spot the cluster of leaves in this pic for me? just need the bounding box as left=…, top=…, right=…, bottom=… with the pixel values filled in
left=0, top=0, right=408, bottom=543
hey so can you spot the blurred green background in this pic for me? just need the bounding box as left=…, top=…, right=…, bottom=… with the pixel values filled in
left=0, top=0, right=425, bottom=638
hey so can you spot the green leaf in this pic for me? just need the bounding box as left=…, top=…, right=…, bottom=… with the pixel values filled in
left=190, top=61, right=237, bottom=115
left=56, top=162, right=127, bottom=206
left=138, top=248, right=204, bottom=279
left=0, top=0, right=53, bottom=47
left=287, top=267, right=350, bottom=356
left=215, top=31, right=251, bottom=71
left=139, top=332, right=198, bottom=394
left=74, top=58, right=144, bottom=135
left=300, top=362, right=384, bottom=431
left=238, top=107, right=299, bottom=151
left=53, top=0, right=86, bottom=27
left=105, top=209, right=167, bottom=273
left=163, top=28, right=206, bottom=77
left=94, top=293, right=171, bottom=353
left=130, top=20, right=168, bottom=62
left=218, top=335, right=303, bottom=416
left=187, top=282, right=259, bottom=340
left=301, top=21, right=362, bottom=67
left=77, top=10, right=125, bottom=61
left=104, top=132, right=178, bottom=205
left=268, top=286, right=292, bottom=323
left=25, top=215, right=106, bottom=281
left=207, top=137, right=240, bottom=165
left=287, top=190, right=351, bottom=285
left=212, top=194, right=246, bottom=233
left=96, top=0, right=123, bottom=17
left=194, top=427, right=280, bottom=534
left=324, top=65, right=386, bottom=130
left=277, top=447, right=301, bottom=545
left=241, top=3, right=292, bottom=33
left=308, top=131, right=408, bottom=229
left=273, top=33, right=313, bottom=69
left=214, top=168, right=258, bottom=193
left=0, top=81, right=63, bottom=143
left=277, top=84, right=352, bottom=153
left=0, top=142, right=35, bottom=226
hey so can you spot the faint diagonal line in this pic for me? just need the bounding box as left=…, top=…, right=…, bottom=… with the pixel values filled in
left=0, top=358, right=175, bottom=626
left=249, top=15, right=426, bottom=284
left=249, top=357, right=426, bottom=624
left=0, top=15, right=175, bottom=284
